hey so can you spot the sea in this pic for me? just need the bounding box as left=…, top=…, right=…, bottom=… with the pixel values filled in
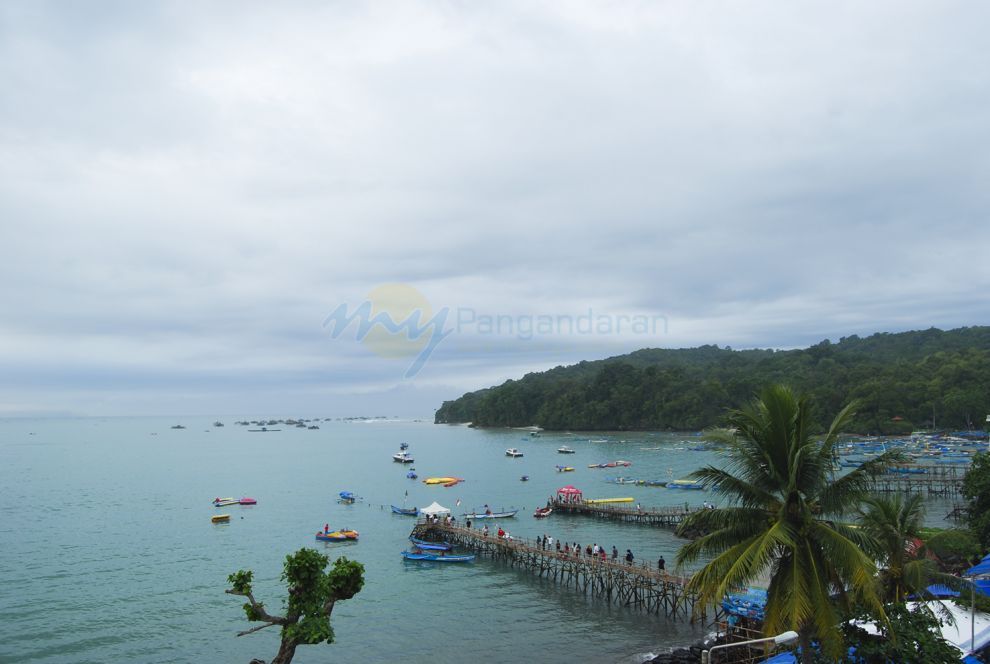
left=0, top=417, right=957, bottom=663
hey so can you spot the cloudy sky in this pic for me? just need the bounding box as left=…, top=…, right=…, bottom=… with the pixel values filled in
left=2, top=1, right=988, bottom=417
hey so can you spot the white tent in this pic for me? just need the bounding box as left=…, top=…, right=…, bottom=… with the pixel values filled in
left=419, top=501, right=451, bottom=516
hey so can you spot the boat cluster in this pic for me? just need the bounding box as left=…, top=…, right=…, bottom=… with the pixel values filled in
left=210, top=496, right=257, bottom=523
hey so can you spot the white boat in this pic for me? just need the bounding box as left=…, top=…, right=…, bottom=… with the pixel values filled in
left=505, top=448, right=524, bottom=457
left=393, top=451, right=415, bottom=463
left=557, top=446, right=575, bottom=454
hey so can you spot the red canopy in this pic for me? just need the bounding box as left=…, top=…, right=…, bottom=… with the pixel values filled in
left=557, top=485, right=582, bottom=496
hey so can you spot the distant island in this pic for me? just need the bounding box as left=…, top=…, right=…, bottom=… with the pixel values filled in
left=434, top=326, right=990, bottom=434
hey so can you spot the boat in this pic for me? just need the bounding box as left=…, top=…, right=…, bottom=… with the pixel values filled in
left=248, top=427, right=281, bottom=432
left=401, top=550, right=475, bottom=562
left=557, top=446, right=576, bottom=454
left=238, top=497, right=257, bottom=505
left=406, top=470, right=418, bottom=479
left=211, top=514, right=230, bottom=523
left=213, top=498, right=239, bottom=507
left=213, top=421, right=224, bottom=427
left=555, top=465, right=575, bottom=472
left=316, top=529, right=359, bottom=542
left=423, top=477, right=461, bottom=485
left=409, top=536, right=453, bottom=551
left=462, top=506, right=518, bottom=518
left=171, top=424, right=186, bottom=429
left=533, top=507, right=553, bottom=518
left=391, top=505, right=418, bottom=516
left=400, top=442, right=409, bottom=450
left=666, top=479, right=704, bottom=490
left=520, top=475, right=529, bottom=481
left=505, top=448, right=524, bottom=457
left=338, top=491, right=357, bottom=504
left=585, top=497, right=634, bottom=504
left=393, top=451, right=415, bottom=463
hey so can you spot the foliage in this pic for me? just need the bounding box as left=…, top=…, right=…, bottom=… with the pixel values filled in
left=857, top=493, right=969, bottom=602
left=226, top=548, right=365, bottom=664
left=434, top=326, right=990, bottom=432
left=962, top=451, right=990, bottom=548
left=674, top=385, right=893, bottom=662
left=924, top=528, right=981, bottom=574
left=831, top=603, right=961, bottom=664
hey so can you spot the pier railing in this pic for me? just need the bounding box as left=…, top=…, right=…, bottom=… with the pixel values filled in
left=410, top=521, right=715, bottom=623
left=548, top=498, right=698, bottom=528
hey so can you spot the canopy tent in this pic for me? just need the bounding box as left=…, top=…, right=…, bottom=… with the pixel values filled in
left=419, top=501, right=451, bottom=516
left=557, top=485, right=582, bottom=498
left=964, top=553, right=990, bottom=578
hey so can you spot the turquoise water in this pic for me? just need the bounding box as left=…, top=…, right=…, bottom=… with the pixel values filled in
left=0, top=418, right=949, bottom=663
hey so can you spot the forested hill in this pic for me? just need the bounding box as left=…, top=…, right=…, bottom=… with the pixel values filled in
left=434, top=327, right=990, bottom=433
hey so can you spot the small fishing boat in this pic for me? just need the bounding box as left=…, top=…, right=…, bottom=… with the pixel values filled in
left=391, top=505, right=419, bottom=516
left=533, top=507, right=553, bottom=518
left=666, top=479, right=704, bottom=490
left=213, top=421, right=224, bottom=427
left=409, top=536, right=453, bottom=551
left=316, top=529, right=359, bottom=542
left=393, top=451, right=415, bottom=463
left=401, top=550, right=475, bottom=562
left=406, top=470, right=418, bottom=479
left=400, top=442, right=409, bottom=450
left=505, top=448, right=524, bottom=457
left=248, top=427, right=281, bottom=432
left=171, top=424, right=186, bottom=429
left=462, top=506, right=518, bottom=519
left=555, top=465, right=575, bottom=472
left=557, top=446, right=576, bottom=454
left=338, top=491, right=357, bottom=504
left=520, top=475, right=529, bottom=481
left=213, top=497, right=239, bottom=507
left=212, top=514, right=230, bottom=523
left=238, top=497, right=257, bottom=505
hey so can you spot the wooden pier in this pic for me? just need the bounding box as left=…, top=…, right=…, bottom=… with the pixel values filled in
left=548, top=498, right=698, bottom=528
left=410, top=521, right=714, bottom=623
left=863, top=464, right=966, bottom=496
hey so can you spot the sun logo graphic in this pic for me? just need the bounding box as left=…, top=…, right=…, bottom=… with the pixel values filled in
left=322, top=283, right=452, bottom=378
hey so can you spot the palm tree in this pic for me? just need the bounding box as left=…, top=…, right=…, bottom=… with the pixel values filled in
left=675, top=385, right=896, bottom=662
left=858, top=492, right=967, bottom=604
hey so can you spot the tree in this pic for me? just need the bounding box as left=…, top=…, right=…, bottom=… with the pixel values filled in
left=832, top=603, right=960, bottom=664
left=227, top=548, right=365, bottom=664
left=857, top=493, right=966, bottom=603
left=675, top=385, right=895, bottom=662
left=961, top=451, right=990, bottom=548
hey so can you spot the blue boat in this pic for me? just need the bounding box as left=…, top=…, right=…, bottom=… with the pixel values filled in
left=408, top=536, right=453, bottom=551
left=406, top=470, right=418, bottom=479
left=338, top=491, right=357, bottom=504
left=391, top=505, right=418, bottom=516
left=401, top=550, right=474, bottom=562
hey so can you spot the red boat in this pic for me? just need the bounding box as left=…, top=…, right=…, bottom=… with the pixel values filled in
left=533, top=507, right=553, bottom=518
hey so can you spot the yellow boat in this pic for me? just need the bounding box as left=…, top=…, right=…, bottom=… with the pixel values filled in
left=212, top=514, right=231, bottom=523
left=423, top=477, right=460, bottom=485
left=585, top=497, right=634, bottom=504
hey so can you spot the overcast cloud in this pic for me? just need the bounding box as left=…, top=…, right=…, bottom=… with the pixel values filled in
left=1, top=1, right=988, bottom=417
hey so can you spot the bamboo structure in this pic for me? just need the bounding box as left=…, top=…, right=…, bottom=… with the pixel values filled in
left=410, top=521, right=715, bottom=623
left=548, top=499, right=697, bottom=528
left=862, top=464, right=966, bottom=496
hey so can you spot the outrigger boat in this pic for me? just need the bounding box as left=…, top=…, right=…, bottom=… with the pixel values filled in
left=666, top=479, right=704, bottom=490
left=408, top=536, right=453, bottom=551
left=338, top=491, right=357, bottom=504
left=401, top=549, right=475, bottom=562
left=391, top=505, right=419, bottom=516
left=213, top=497, right=238, bottom=507
left=462, top=506, right=518, bottom=519
left=316, top=529, right=359, bottom=542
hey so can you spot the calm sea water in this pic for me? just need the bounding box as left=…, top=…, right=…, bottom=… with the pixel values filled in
left=0, top=418, right=955, bottom=663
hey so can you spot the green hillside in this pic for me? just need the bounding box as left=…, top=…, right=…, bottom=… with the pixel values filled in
left=434, top=327, right=990, bottom=433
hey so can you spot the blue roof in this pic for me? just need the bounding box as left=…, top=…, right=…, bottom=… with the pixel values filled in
left=964, top=553, right=990, bottom=577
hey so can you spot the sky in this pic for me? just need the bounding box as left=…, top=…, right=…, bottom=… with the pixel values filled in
left=1, top=1, right=988, bottom=417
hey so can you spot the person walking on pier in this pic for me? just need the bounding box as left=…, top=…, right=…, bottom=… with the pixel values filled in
left=555, top=538, right=561, bottom=552
left=482, top=524, right=489, bottom=537
left=625, top=549, right=634, bottom=565
left=658, top=555, right=666, bottom=575
left=547, top=535, right=554, bottom=550
left=611, top=545, right=618, bottom=561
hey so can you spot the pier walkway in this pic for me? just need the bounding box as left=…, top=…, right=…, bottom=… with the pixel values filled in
left=548, top=498, right=698, bottom=528
left=410, top=521, right=714, bottom=623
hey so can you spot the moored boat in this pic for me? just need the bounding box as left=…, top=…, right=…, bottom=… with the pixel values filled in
left=533, top=506, right=553, bottom=518
left=666, top=479, right=704, bottom=489
left=557, top=446, right=576, bottom=454
left=391, top=505, right=419, bottom=516
left=212, top=514, right=230, bottom=523
left=585, top=497, right=634, bottom=504
left=555, top=465, right=575, bottom=472
left=238, top=497, right=257, bottom=505
left=338, top=491, right=357, bottom=503
left=213, top=497, right=239, bottom=507
left=423, top=477, right=461, bottom=485
left=505, top=448, right=524, bottom=457
left=408, top=536, right=453, bottom=551
left=401, top=550, right=474, bottom=562
left=393, top=451, right=415, bottom=463
left=462, top=506, right=517, bottom=518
